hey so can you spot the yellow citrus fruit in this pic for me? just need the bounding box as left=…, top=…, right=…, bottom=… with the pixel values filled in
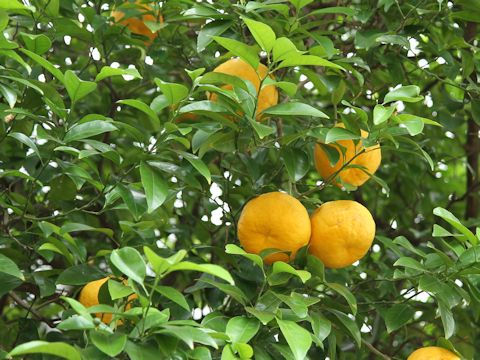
left=314, top=123, right=381, bottom=187
left=309, top=200, right=375, bottom=268
left=209, top=58, right=278, bottom=120
left=237, top=192, right=311, bottom=263
left=407, top=347, right=460, bottom=360
left=111, top=1, right=163, bottom=43
left=78, top=277, right=137, bottom=324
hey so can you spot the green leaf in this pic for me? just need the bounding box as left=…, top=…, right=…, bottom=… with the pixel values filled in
left=0, top=11, right=7, bottom=31
left=167, top=261, right=234, bottom=285
left=61, top=297, right=93, bottom=320
left=177, top=150, right=212, bottom=184
left=110, top=247, right=146, bottom=286
left=0, top=49, right=32, bottom=73
left=197, top=20, right=232, bottom=52
left=376, top=34, right=409, bottom=47
left=264, top=79, right=297, bottom=97
left=118, top=99, right=160, bottom=124
left=329, top=310, right=361, bottom=347
left=64, top=120, right=118, bottom=143
left=325, top=127, right=361, bottom=144
left=0, top=253, right=24, bottom=280
left=307, top=6, right=355, bottom=17
left=282, top=148, right=309, bottom=182
left=392, top=236, right=426, bottom=258
left=290, top=0, right=314, bottom=10
left=212, top=36, right=259, bottom=69
left=272, top=37, right=300, bottom=63
left=262, top=102, right=328, bottom=118
left=56, top=265, right=104, bottom=285
left=154, top=78, right=189, bottom=105
left=242, top=17, right=276, bottom=52
left=108, top=279, right=134, bottom=300
left=247, top=117, right=275, bottom=139
left=64, top=70, right=97, bottom=103
left=326, top=283, right=357, bottom=315
left=90, top=331, right=127, bottom=357
left=95, top=66, right=142, bottom=82
left=60, top=222, right=113, bottom=237
left=179, top=100, right=231, bottom=114
left=0, top=83, right=17, bottom=108
left=144, top=246, right=174, bottom=275
left=271, top=262, right=311, bottom=283
left=276, top=319, right=312, bottom=360
left=438, top=301, right=455, bottom=339
left=383, top=85, right=423, bottom=103
left=309, top=312, right=331, bottom=344
left=56, top=315, right=94, bottom=331
left=8, top=132, right=42, bottom=162
left=9, top=341, right=81, bottom=360
left=226, top=316, right=260, bottom=343
left=20, top=33, right=51, bottom=55
left=433, top=207, right=477, bottom=245
left=245, top=307, right=275, bottom=325
left=373, top=104, right=395, bottom=125
left=277, top=54, right=344, bottom=71
left=393, top=114, right=424, bottom=136
left=154, top=285, right=190, bottom=311
left=114, top=184, right=146, bottom=221
left=140, top=161, right=168, bottom=213
left=393, top=257, right=425, bottom=272
left=225, top=244, right=265, bottom=273
left=383, top=304, right=415, bottom=333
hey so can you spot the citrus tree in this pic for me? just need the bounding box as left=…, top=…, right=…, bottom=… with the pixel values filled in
left=1, top=0, right=479, bottom=359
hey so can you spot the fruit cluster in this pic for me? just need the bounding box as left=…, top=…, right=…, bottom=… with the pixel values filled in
left=75, top=4, right=461, bottom=358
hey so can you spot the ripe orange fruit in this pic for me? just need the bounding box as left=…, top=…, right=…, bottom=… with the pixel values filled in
left=111, top=1, right=163, bottom=43
left=209, top=58, right=278, bottom=120
left=314, top=123, right=381, bottom=187
left=407, top=346, right=460, bottom=360
left=309, top=200, right=375, bottom=268
left=237, top=192, right=311, bottom=263
left=78, top=277, right=137, bottom=324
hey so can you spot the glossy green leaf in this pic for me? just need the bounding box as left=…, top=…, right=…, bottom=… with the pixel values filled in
left=155, top=78, right=189, bottom=105
left=167, top=261, right=234, bottom=285
left=118, top=98, right=160, bottom=124
left=64, top=70, right=97, bottom=103
left=383, top=304, right=415, bottom=333
left=373, top=104, right=395, bottom=125
left=64, top=120, right=118, bottom=143
left=95, top=66, right=142, bottom=82
left=212, top=36, right=259, bottom=69
left=154, top=285, right=190, bottom=311
left=177, top=150, right=212, bottom=184
left=0, top=253, right=24, bottom=280
left=383, top=85, right=423, bottom=103
left=90, top=331, right=127, bottom=357
left=276, top=319, right=312, bottom=360
left=262, top=102, right=328, bottom=118
left=140, top=161, right=168, bottom=213
left=433, top=207, right=478, bottom=245
left=325, top=127, right=361, bottom=143
left=226, top=316, right=260, bottom=343
left=110, top=247, right=146, bottom=286
left=20, top=33, right=51, bottom=55
left=9, top=341, right=81, bottom=360
left=242, top=17, right=276, bottom=52
left=277, top=54, right=344, bottom=71
left=8, top=132, right=42, bottom=162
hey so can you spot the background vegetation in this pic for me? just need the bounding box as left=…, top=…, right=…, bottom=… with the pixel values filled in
left=1, top=0, right=479, bottom=359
